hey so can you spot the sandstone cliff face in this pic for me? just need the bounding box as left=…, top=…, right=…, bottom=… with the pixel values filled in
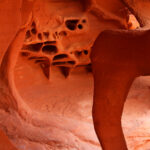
left=0, top=0, right=150, bottom=150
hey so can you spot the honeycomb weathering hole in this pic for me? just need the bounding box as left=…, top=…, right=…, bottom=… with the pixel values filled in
left=21, top=52, right=30, bottom=57
left=44, top=41, right=56, bottom=45
left=53, top=54, right=68, bottom=60
left=25, top=30, right=31, bottom=40
left=59, top=31, right=67, bottom=37
left=28, top=56, right=38, bottom=60
left=65, top=19, right=79, bottom=30
left=39, top=58, right=50, bottom=79
left=83, top=50, right=88, bottom=55
left=52, top=61, right=76, bottom=66
left=42, top=45, right=58, bottom=54
left=31, top=21, right=36, bottom=28
left=75, top=51, right=82, bottom=57
left=82, top=19, right=86, bottom=23
left=59, top=67, right=71, bottom=78
left=78, top=24, right=83, bottom=29
left=31, top=28, right=37, bottom=34
left=38, top=33, right=42, bottom=40
left=22, top=43, right=43, bottom=52
left=74, top=50, right=89, bottom=58
left=43, top=32, right=49, bottom=39
left=68, top=61, right=76, bottom=65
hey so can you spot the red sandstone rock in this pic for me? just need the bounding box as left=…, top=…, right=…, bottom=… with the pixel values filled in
left=0, top=129, right=17, bottom=150
left=91, top=29, right=150, bottom=149
left=0, top=0, right=21, bottom=63
left=0, top=0, right=150, bottom=150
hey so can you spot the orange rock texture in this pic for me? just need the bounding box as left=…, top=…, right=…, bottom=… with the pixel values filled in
left=0, top=0, right=150, bottom=150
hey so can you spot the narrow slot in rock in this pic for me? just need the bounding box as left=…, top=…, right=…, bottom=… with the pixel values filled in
left=28, top=56, right=38, bottom=60
left=42, top=45, right=58, bottom=54
left=53, top=54, right=68, bottom=60
left=22, top=43, right=43, bottom=52
left=65, top=20, right=79, bottom=30
left=52, top=61, right=75, bottom=66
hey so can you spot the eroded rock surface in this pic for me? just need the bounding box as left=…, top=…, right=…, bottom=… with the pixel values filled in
left=20, top=0, right=138, bottom=79
left=0, top=0, right=150, bottom=150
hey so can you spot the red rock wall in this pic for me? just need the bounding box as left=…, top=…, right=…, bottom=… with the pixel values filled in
left=0, top=0, right=149, bottom=150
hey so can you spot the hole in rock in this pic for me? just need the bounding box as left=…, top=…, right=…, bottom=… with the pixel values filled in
left=44, top=41, right=56, bottom=45
left=53, top=54, right=68, bottom=60
left=52, top=61, right=66, bottom=66
left=25, top=30, right=31, bottom=39
left=21, top=52, right=30, bottom=57
left=28, top=56, right=38, bottom=60
left=37, top=57, right=48, bottom=60
left=38, top=33, right=42, bottom=40
left=59, top=31, right=67, bottom=37
left=38, top=58, right=50, bottom=79
left=22, top=43, right=43, bottom=52
left=35, top=60, right=45, bottom=63
left=59, top=67, right=71, bottom=78
left=78, top=24, right=83, bottom=29
left=43, top=32, right=49, bottom=39
left=40, top=62, right=50, bottom=79
left=83, top=50, right=88, bottom=55
left=82, top=19, right=86, bottom=23
left=42, top=45, right=58, bottom=54
left=86, top=64, right=92, bottom=72
left=31, top=21, right=36, bottom=28
left=65, top=19, right=79, bottom=30
left=31, top=28, right=37, bottom=34
left=52, top=61, right=75, bottom=66
left=75, top=51, right=82, bottom=57
left=68, top=61, right=76, bottom=65
left=34, top=57, right=49, bottom=63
